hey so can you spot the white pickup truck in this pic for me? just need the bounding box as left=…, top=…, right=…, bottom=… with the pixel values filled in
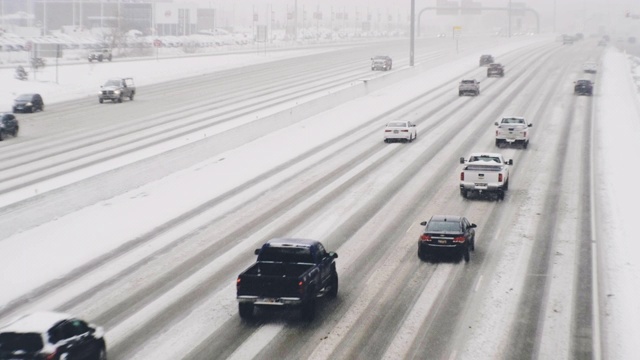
left=459, top=152, right=513, bottom=200
left=495, top=116, right=532, bottom=149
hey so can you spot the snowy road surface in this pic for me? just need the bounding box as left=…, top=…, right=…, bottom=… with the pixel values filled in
left=0, top=35, right=638, bottom=359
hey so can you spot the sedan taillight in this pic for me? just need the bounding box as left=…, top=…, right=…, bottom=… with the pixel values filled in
left=420, top=234, right=432, bottom=242
left=453, top=236, right=465, bottom=243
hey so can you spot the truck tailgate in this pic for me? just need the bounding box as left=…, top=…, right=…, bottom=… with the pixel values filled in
left=238, top=262, right=314, bottom=298
left=463, top=165, right=502, bottom=185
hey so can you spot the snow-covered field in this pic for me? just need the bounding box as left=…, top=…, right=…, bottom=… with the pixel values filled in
left=0, top=40, right=638, bottom=358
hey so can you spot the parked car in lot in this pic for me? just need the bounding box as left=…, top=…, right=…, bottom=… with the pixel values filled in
left=495, top=116, right=532, bottom=148
left=371, top=55, right=392, bottom=71
left=13, top=93, right=44, bottom=113
left=88, top=48, right=112, bottom=62
left=383, top=120, right=417, bottom=143
left=0, top=113, right=19, bottom=141
left=0, top=311, right=107, bottom=360
left=574, top=79, right=594, bottom=96
left=236, top=238, right=338, bottom=321
left=417, top=215, right=477, bottom=262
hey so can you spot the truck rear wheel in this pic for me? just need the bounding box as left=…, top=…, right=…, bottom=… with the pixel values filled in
left=328, top=272, right=338, bottom=298
left=238, top=303, right=254, bottom=319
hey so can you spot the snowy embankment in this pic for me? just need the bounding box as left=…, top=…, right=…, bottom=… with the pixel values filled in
left=595, top=48, right=640, bottom=359
left=0, top=47, right=339, bottom=111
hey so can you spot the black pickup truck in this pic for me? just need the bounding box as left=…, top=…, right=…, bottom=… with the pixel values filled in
left=236, top=238, right=338, bottom=321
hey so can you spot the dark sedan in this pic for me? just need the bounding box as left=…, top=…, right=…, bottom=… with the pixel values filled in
left=417, top=215, right=476, bottom=263
left=13, top=93, right=44, bottom=113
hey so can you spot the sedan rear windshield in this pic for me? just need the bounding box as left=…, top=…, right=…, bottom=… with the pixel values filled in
left=387, top=122, right=407, bottom=127
left=426, top=221, right=462, bottom=232
left=0, top=332, right=44, bottom=352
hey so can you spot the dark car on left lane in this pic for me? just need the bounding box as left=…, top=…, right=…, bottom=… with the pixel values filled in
left=13, top=93, right=44, bottom=113
left=0, top=113, right=19, bottom=141
left=0, top=311, right=107, bottom=360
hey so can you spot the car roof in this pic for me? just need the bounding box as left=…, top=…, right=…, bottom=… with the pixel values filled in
left=373, top=55, right=390, bottom=58
left=265, top=238, right=320, bottom=248
left=429, top=215, right=464, bottom=222
left=1, top=312, right=72, bottom=333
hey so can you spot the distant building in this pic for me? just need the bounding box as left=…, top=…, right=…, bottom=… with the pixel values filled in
left=7, top=1, right=213, bottom=37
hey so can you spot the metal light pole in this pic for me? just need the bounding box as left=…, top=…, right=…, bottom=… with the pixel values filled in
left=508, top=0, right=512, bottom=38
left=410, top=0, right=415, bottom=66
left=553, top=0, right=556, bottom=33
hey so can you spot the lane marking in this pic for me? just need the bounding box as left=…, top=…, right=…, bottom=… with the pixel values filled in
left=474, top=274, right=483, bottom=292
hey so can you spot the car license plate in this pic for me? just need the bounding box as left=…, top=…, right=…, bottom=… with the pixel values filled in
left=262, top=298, right=276, bottom=303
left=438, top=240, right=447, bottom=244
left=475, top=183, right=487, bottom=187
left=393, top=130, right=399, bottom=134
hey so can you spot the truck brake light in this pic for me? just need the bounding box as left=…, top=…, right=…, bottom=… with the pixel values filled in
left=460, top=172, right=464, bottom=181
left=498, top=173, right=503, bottom=182
left=453, top=236, right=465, bottom=243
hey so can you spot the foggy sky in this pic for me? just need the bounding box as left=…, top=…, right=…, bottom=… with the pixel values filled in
left=178, top=0, right=638, bottom=35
